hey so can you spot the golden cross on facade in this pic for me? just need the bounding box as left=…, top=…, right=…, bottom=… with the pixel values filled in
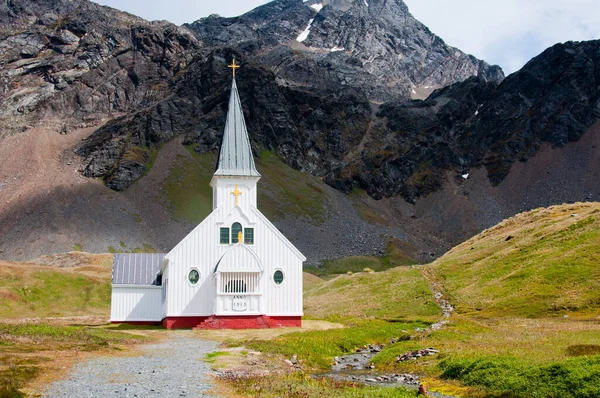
left=231, top=184, right=242, bottom=206
left=228, top=58, right=240, bottom=78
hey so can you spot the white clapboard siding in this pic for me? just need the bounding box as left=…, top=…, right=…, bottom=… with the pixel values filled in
left=163, top=177, right=305, bottom=318
left=111, top=286, right=162, bottom=321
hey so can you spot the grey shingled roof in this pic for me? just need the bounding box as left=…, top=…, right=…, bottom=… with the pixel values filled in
left=214, top=78, right=261, bottom=177
left=112, top=253, right=166, bottom=285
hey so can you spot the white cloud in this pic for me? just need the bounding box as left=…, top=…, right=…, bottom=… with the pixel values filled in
left=403, top=0, right=600, bottom=74
left=93, top=0, right=270, bottom=24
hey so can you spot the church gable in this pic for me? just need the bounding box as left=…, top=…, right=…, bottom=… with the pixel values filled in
left=111, top=60, right=305, bottom=329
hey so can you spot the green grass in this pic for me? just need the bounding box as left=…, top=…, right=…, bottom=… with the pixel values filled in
left=161, top=148, right=215, bottom=224
left=370, top=316, right=600, bottom=371
left=224, top=372, right=416, bottom=397
left=205, top=351, right=231, bottom=363
left=0, top=257, right=112, bottom=319
left=143, top=146, right=160, bottom=176
left=257, top=150, right=328, bottom=225
left=108, top=243, right=157, bottom=254
left=158, top=146, right=330, bottom=226
left=427, top=203, right=600, bottom=318
left=304, top=266, right=439, bottom=321
left=241, top=318, right=429, bottom=370
left=439, top=355, right=600, bottom=398
left=73, top=244, right=82, bottom=252
left=315, top=256, right=385, bottom=276
left=308, top=239, right=417, bottom=277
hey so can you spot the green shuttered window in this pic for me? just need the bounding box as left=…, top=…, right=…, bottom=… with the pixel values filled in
left=273, top=270, right=284, bottom=285
left=244, top=228, right=254, bottom=244
left=220, top=228, right=230, bottom=244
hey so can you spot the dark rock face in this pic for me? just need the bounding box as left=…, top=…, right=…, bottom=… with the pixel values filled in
left=1, top=0, right=598, bottom=208
left=0, top=0, right=199, bottom=132
left=330, top=40, right=600, bottom=201
left=77, top=50, right=373, bottom=190
left=76, top=39, right=600, bottom=203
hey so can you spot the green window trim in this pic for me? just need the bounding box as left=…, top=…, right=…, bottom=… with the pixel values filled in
left=232, top=222, right=242, bottom=243
left=244, top=228, right=254, bottom=245
left=273, top=270, right=284, bottom=285
left=220, top=228, right=230, bottom=244
left=188, top=269, right=200, bottom=285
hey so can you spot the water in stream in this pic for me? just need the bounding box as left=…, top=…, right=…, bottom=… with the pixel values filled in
left=316, top=346, right=456, bottom=398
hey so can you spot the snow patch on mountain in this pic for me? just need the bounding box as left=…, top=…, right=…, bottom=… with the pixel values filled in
left=296, top=19, right=315, bottom=42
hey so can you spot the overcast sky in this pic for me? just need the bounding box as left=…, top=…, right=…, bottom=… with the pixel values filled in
left=93, top=0, right=600, bottom=75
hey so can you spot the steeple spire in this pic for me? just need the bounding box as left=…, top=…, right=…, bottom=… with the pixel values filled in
left=214, top=60, right=260, bottom=178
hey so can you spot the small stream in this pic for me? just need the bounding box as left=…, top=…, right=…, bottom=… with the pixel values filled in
left=314, top=345, right=455, bottom=397
left=314, top=282, right=458, bottom=397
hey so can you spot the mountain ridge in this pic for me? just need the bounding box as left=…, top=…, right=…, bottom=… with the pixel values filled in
left=0, top=0, right=599, bottom=264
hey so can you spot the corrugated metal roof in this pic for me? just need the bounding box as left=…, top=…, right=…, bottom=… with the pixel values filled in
left=112, top=253, right=166, bottom=285
left=214, top=78, right=261, bottom=177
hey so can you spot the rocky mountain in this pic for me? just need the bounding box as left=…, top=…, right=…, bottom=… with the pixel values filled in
left=0, top=0, right=198, bottom=135
left=0, top=0, right=599, bottom=264
left=185, top=0, right=503, bottom=101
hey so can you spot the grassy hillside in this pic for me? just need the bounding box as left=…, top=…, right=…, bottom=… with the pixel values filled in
left=304, top=266, right=438, bottom=321
left=425, top=202, right=600, bottom=318
left=0, top=253, right=112, bottom=319
left=3, top=203, right=600, bottom=397
left=241, top=203, right=600, bottom=397
left=256, top=150, right=328, bottom=225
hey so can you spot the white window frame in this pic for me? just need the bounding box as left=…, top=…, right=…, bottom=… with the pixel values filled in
left=187, top=267, right=201, bottom=286
left=272, top=268, right=285, bottom=286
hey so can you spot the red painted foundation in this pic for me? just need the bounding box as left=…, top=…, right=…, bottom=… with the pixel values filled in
left=111, top=321, right=162, bottom=326
left=159, top=315, right=301, bottom=329
left=161, top=316, right=209, bottom=329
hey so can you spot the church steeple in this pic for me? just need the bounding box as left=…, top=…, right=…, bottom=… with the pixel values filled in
left=213, top=62, right=260, bottom=178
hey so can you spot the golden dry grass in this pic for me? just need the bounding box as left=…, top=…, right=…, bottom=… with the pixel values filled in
left=303, top=272, right=324, bottom=291
left=425, top=202, right=600, bottom=318
left=0, top=253, right=113, bottom=319
left=304, top=266, right=439, bottom=321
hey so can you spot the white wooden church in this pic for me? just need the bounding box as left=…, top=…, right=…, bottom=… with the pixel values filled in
left=110, top=62, right=306, bottom=329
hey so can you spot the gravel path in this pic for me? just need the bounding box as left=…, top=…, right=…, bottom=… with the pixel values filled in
left=43, top=332, right=219, bottom=398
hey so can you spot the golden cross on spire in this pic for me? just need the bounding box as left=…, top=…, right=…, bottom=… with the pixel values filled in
left=228, top=58, right=240, bottom=78
left=231, top=184, right=242, bottom=207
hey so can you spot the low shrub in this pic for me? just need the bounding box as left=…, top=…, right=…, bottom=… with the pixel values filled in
left=440, top=355, right=600, bottom=397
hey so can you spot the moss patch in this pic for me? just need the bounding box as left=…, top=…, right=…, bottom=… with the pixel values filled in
left=161, top=148, right=215, bottom=224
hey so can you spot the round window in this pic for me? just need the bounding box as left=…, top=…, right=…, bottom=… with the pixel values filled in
left=273, top=270, right=284, bottom=285
left=188, top=269, right=200, bottom=285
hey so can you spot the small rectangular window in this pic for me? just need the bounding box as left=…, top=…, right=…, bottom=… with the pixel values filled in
left=220, top=228, right=230, bottom=244
left=244, top=228, right=254, bottom=245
